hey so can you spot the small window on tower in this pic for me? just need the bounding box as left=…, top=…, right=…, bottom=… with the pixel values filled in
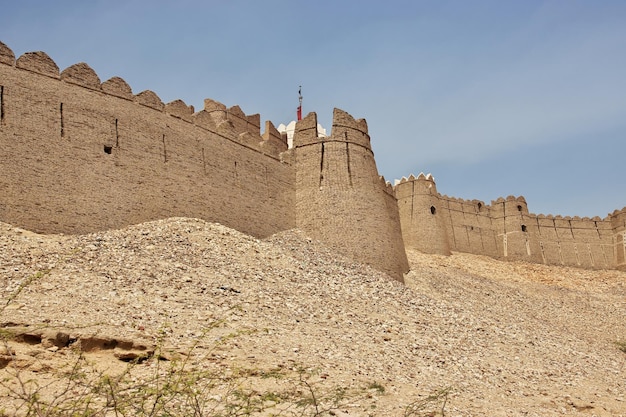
left=103, top=145, right=112, bottom=154
left=517, top=205, right=523, bottom=212
left=521, top=225, right=527, bottom=232
left=430, top=206, right=436, bottom=215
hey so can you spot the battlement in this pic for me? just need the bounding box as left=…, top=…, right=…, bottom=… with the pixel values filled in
left=395, top=172, right=436, bottom=185
left=0, top=41, right=15, bottom=65
left=292, top=111, right=319, bottom=147
left=292, top=108, right=372, bottom=151
left=1, top=39, right=624, bottom=275
left=16, top=50, right=59, bottom=78
left=0, top=40, right=296, bottom=239
left=0, top=41, right=286, bottom=160
left=610, top=207, right=626, bottom=231
left=330, top=108, right=371, bottom=150
left=60, top=62, right=101, bottom=90
left=379, top=176, right=395, bottom=197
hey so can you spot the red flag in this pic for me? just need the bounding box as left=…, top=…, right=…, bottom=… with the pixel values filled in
left=297, top=86, right=302, bottom=120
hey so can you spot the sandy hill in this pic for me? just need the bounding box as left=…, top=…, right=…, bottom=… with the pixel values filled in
left=1, top=218, right=625, bottom=416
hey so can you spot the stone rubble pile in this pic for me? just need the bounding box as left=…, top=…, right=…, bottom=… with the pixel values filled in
left=1, top=218, right=625, bottom=416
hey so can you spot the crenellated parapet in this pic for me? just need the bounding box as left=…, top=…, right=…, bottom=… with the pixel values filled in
left=165, top=99, right=195, bottom=122
left=60, top=63, right=102, bottom=90
left=0, top=41, right=15, bottom=65
left=292, top=111, right=320, bottom=147
left=1, top=39, right=624, bottom=276
left=610, top=207, right=626, bottom=231
left=394, top=172, right=451, bottom=255
left=292, top=108, right=372, bottom=152
left=394, top=171, right=622, bottom=269
left=0, top=40, right=294, bottom=242
left=15, top=50, right=59, bottom=78
left=293, top=108, right=409, bottom=281
left=610, top=207, right=626, bottom=270
left=0, top=41, right=289, bottom=160
left=260, top=120, right=288, bottom=155
left=101, top=76, right=133, bottom=100
left=330, top=108, right=371, bottom=151
left=135, top=90, right=165, bottom=111
left=379, top=176, right=395, bottom=197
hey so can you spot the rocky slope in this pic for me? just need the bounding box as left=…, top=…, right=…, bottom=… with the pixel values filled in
left=1, top=218, right=625, bottom=416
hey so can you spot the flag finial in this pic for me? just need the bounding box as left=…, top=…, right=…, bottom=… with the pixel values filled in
left=297, top=85, right=303, bottom=121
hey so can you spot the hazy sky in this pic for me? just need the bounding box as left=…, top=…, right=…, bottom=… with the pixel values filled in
left=1, top=0, right=624, bottom=217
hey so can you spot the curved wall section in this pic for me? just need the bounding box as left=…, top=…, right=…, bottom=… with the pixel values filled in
left=1, top=41, right=624, bottom=276
left=293, top=109, right=409, bottom=281
left=395, top=174, right=621, bottom=270
left=395, top=174, right=450, bottom=255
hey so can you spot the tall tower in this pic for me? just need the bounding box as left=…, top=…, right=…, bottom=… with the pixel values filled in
left=394, top=173, right=451, bottom=255
left=293, top=109, right=409, bottom=281
left=491, top=196, right=542, bottom=262
left=610, top=207, right=626, bottom=270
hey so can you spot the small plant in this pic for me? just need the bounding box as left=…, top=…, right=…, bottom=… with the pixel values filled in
left=404, top=387, right=452, bottom=417
left=0, top=255, right=450, bottom=417
left=0, top=319, right=378, bottom=417
left=366, top=381, right=385, bottom=394
left=2, top=270, right=50, bottom=315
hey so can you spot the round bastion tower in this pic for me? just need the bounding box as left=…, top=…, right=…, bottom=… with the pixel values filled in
left=610, top=207, right=626, bottom=270
left=490, top=196, right=542, bottom=262
left=394, top=173, right=451, bottom=255
left=293, top=109, right=410, bottom=282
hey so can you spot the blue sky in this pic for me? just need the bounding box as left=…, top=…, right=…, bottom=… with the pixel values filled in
left=1, top=0, right=625, bottom=218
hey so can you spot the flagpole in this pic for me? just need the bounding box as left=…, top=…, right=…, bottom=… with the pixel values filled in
left=297, top=86, right=302, bottom=121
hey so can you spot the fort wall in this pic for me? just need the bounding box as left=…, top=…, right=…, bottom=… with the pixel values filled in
left=396, top=175, right=623, bottom=270
left=0, top=43, right=294, bottom=238
left=1, top=40, right=624, bottom=276
left=395, top=174, right=450, bottom=255
left=611, top=208, right=626, bottom=270
left=293, top=110, right=409, bottom=281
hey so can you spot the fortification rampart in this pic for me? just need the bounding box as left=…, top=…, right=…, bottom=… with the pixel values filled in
left=611, top=208, right=626, bottom=269
left=1, top=40, right=624, bottom=276
left=395, top=174, right=451, bottom=255
left=396, top=175, right=624, bottom=270
left=0, top=42, right=294, bottom=238
left=293, top=110, right=409, bottom=281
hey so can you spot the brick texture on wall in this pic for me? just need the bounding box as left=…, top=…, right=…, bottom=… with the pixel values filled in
left=0, top=42, right=294, bottom=239
left=1, top=40, right=624, bottom=276
left=396, top=175, right=625, bottom=270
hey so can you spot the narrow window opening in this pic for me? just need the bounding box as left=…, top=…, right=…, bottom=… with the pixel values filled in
left=345, top=142, right=353, bottom=186
left=103, top=145, right=112, bottom=154
left=430, top=206, right=436, bottom=215
left=477, top=202, right=482, bottom=211
left=60, top=103, right=65, bottom=138
left=319, top=142, right=325, bottom=187
left=202, top=147, right=207, bottom=174
left=0, top=86, right=5, bottom=124
left=115, top=118, right=119, bottom=147
left=521, top=224, right=527, bottom=232
left=517, top=205, right=522, bottom=212
left=162, top=134, right=167, bottom=162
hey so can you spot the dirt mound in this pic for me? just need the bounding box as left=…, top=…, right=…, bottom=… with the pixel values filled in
left=1, top=218, right=625, bottom=416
